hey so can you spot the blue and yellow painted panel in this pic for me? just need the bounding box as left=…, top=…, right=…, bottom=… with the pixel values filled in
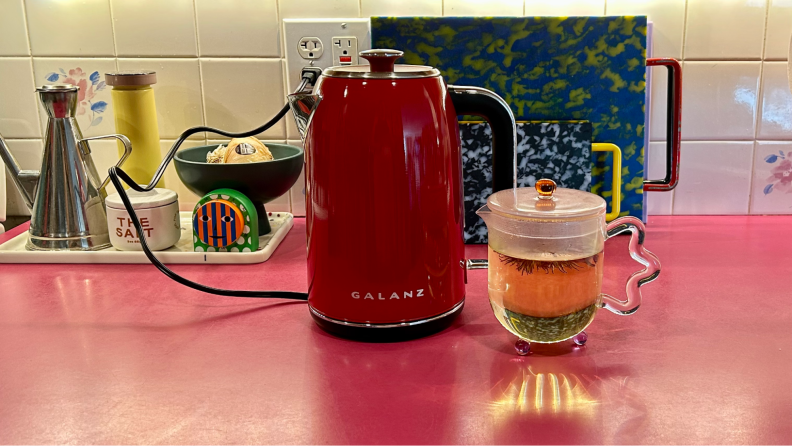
left=371, top=16, right=647, bottom=218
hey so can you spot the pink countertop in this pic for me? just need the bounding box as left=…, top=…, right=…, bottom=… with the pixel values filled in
left=1, top=216, right=791, bottom=444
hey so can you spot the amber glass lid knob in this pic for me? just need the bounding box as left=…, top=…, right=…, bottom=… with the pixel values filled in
left=536, top=179, right=557, bottom=199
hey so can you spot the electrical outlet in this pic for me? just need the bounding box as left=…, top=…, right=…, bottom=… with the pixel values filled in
left=297, top=37, right=323, bottom=59
left=283, top=19, right=370, bottom=93
left=284, top=19, right=371, bottom=140
left=332, top=36, right=358, bottom=66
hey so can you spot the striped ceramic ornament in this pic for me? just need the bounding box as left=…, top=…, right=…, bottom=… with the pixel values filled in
left=192, top=188, right=258, bottom=252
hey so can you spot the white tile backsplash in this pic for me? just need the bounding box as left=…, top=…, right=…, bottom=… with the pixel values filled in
left=31, top=58, right=118, bottom=138
left=195, top=0, right=281, bottom=57
left=3, top=0, right=792, bottom=218
left=685, top=0, right=767, bottom=60
left=200, top=58, right=286, bottom=140
left=765, top=0, right=792, bottom=60
left=26, top=0, right=115, bottom=57
left=750, top=141, right=792, bottom=214
left=279, top=0, right=359, bottom=19
left=524, top=0, right=604, bottom=16
left=0, top=0, right=30, bottom=56
left=681, top=61, right=761, bottom=140
left=673, top=141, right=754, bottom=215
left=606, top=0, right=684, bottom=59
left=0, top=58, right=41, bottom=139
left=649, top=61, right=668, bottom=142
left=111, top=0, right=198, bottom=57
left=117, top=58, right=204, bottom=139
left=757, top=62, right=792, bottom=139
left=362, top=0, right=442, bottom=17
left=445, top=0, right=524, bottom=16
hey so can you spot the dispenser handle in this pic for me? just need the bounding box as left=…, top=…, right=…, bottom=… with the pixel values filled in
left=79, top=134, right=132, bottom=190
left=601, top=217, right=661, bottom=315
left=448, top=85, right=517, bottom=194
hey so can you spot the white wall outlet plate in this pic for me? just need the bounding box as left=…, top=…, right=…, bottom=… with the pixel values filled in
left=283, top=19, right=371, bottom=95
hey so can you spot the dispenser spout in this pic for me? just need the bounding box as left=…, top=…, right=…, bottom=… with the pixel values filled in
left=0, top=132, right=38, bottom=210
left=287, top=93, right=321, bottom=142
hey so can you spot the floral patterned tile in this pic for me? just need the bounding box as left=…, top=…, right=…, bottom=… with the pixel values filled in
left=750, top=141, right=792, bottom=215
left=31, top=58, right=117, bottom=138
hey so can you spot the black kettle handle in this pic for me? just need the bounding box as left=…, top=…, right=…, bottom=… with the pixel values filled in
left=448, top=85, right=517, bottom=194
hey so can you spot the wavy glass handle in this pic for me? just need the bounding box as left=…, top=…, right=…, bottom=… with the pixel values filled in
left=601, top=217, right=661, bottom=315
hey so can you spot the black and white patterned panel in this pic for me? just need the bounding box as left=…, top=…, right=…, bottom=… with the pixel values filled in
left=462, top=121, right=593, bottom=244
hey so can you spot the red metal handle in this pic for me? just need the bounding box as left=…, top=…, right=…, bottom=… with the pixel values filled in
left=644, top=58, right=682, bottom=192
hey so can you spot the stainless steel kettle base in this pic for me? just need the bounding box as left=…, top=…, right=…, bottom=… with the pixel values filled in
left=309, top=299, right=464, bottom=342
left=26, top=234, right=111, bottom=251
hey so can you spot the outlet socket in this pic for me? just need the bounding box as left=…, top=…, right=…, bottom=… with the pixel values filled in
left=332, top=36, right=358, bottom=66
left=297, top=37, right=323, bottom=59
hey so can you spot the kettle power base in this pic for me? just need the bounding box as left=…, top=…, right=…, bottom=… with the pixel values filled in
left=0, top=212, right=293, bottom=265
left=309, top=300, right=465, bottom=342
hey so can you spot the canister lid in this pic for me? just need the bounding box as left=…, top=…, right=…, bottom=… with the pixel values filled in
left=487, top=179, right=606, bottom=222
left=323, top=49, right=440, bottom=79
left=106, top=188, right=177, bottom=210
left=105, top=70, right=157, bottom=86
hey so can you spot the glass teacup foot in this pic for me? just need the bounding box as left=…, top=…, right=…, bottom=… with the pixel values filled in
left=572, top=331, right=588, bottom=346
left=514, top=339, right=531, bottom=355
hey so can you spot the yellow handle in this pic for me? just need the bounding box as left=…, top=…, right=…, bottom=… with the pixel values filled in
left=592, top=143, right=622, bottom=221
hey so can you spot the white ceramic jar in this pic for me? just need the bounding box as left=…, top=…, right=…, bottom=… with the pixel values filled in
left=105, top=188, right=181, bottom=251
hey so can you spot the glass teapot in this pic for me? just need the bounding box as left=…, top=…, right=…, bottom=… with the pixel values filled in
left=476, top=179, right=661, bottom=354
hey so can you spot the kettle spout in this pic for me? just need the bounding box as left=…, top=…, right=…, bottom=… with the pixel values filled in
left=0, top=132, right=38, bottom=210
left=287, top=93, right=321, bottom=142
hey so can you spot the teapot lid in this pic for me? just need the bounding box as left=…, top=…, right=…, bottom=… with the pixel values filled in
left=487, top=179, right=606, bottom=221
left=324, top=49, right=440, bottom=79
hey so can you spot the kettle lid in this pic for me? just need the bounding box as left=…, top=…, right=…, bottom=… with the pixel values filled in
left=323, top=49, right=440, bottom=79
left=487, top=179, right=606, bottom=221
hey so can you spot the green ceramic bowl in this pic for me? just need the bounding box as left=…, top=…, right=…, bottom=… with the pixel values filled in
left=174, top=143, right=304, bottom=235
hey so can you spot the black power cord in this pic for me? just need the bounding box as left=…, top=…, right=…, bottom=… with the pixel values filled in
left=106, top=68, right=322, bottom=301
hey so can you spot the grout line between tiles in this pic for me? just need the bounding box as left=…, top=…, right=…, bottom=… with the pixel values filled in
left=680, top=0, right=688, bottom=61
left=751, top=0, right=770, bottom=217
left=19, top=0, right=44, bottom=139
left=756, top=62, right=766, bottom=142
left=107, top=0, right=119, bottom=57
left=747, top=141, right=758, bottom=213
left=191, top=0, right=202, bottom=58
left=761, top=0, right=770, bottom=60
left=19, top=0, right=33, bottom=57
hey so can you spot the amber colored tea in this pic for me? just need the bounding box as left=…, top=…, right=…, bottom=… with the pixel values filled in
left=488, top=247, right=604, bottom=343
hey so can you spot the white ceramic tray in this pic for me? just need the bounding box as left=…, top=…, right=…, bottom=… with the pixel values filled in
left=0, top=212, right=294, bottom=264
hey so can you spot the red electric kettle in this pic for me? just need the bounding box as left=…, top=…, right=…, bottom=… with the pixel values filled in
left=289, top=49, right=517, bottom=341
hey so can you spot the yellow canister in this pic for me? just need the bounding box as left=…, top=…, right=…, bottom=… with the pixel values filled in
left=105, top=71, right=163, bottom=187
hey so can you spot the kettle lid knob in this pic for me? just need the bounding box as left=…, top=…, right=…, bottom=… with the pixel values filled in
left=360, top=49, right=403, bottom=73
